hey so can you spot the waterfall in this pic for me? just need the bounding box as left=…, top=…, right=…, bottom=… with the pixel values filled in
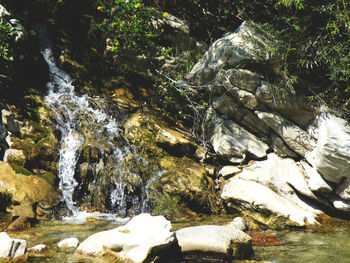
left=36, top=27, right=158, bottom=222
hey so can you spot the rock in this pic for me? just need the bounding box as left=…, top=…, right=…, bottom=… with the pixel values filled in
left=222, top=177, right=319, bottom=227
left=228, top=87, right=259, bottom=110
left=307, top=114, right=350, bottom=184
left=333, top=200, right=350, bottom=212
left=6, top=216, right=30, bottom=231
left=1, top=110, right=21, bottom=136
left=227, top=69, right=261, bottom=93
left=176, top=224, right=253, bottom=259
left=218, top=166, right=241, bottom=178
left=0, top=232, right=26, bottom=259
left=270, top=133, right=299, bottom=158
left=0, top=161, right=59, bottom=214
left=213, top=94, right=270, bottom=136
left=256, top=111, right=316, bottom=157
left=188, top=21, right=270, bottom=85
left=0, top=4, right=11, bottom=17
left=58, top=237, right=79, bottom=249
left=255, top=81, right=317, bottom=127
left=3, top=148, right=26, bottom=166
left=157, top=156, right=214, bottom=213
left=156, top=127, right=198, bottom=157
left=299, top=160, right=333, bottom=195
left=27, top=244, right=47, bottom=254
left=230, top=217, right=248, bottom=231
left=208, top=113, right=269, bottom=163
left=335, top=179, right=350, bottom=201
left=76, top=213, right=181, bottom=263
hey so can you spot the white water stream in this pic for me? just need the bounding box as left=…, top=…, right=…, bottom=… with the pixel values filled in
left=37, top=27, right=145, bottom=222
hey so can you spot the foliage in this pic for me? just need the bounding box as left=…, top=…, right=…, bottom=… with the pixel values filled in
left=0, top=18, right=13, bottom=62
left=93, top=0, right=162, bottom=56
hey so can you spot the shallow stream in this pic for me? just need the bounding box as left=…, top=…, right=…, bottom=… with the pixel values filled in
left=4, top=213, right=350, bottom=263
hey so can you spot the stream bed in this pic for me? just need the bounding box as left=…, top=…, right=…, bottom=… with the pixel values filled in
left=3, top=213, right=350, bottom=262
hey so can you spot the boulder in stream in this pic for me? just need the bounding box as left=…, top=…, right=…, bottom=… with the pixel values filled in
left=0, top=232, right=27, bottom=260
left=75, top=213, right=181, bottom=263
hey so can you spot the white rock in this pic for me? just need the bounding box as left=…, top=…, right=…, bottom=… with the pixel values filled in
left=299, top=160, right=333, bottom=195
left=0, top=4, right=10, bottom=17
left=230, top=217, right=248, bottom=231
left=208, top=114, right=269, bottom=163
left=176, top=224, right=252, bottom=258
left=76, top=213, right=177, bottom=263
left=221, top=178, right=319, bottom=226
left=333, top=200, right=350, bottom=212
left=218, top=166, right=241, bottom=178
left=256, top=111, right=316, bottom=157
left=0, top=232, right=26, bottom=259
left=188, top=21, right=270, bottom=85
left=58, top=237, right=79, bottom=249
left=308, top=114, right=350, bottom=183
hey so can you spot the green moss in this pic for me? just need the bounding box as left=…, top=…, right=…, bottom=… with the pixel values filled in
left=39, top=171, right=57, bottom=187
left=152, top=193, right=185, bottom=220
left=10, top=164, right=33, bottom=176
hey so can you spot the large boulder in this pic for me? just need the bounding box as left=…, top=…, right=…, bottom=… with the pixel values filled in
left=188, top=21, right=271, bottom=85
left=256, top=111, right=316, bottom=157
left=0, top=232, right=27, bottom=260
left=306, top=114, right=350, bottom=184
left=256, top=81, right=317, bottom=127
left=75, top=213, right=181, bottom=263
left=0, top=161, right=59, bottom=215
left=176, top=224, right=253, bottom=259
left=221, top=154, right=323, bottom=227
left=207, top=113, right=269, bottom=163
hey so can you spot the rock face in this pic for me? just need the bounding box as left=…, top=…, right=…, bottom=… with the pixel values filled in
left=76, top=213, right=181, bottom=262
left=188, top=21, right=270, bottom=85
left=207, top=113, right=269, bottom=163
left=0, top=232, right=26, bottom=259
left=176, top=224, right=253, bottom=259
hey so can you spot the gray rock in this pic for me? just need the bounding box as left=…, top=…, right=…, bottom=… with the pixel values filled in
left=228, top=87, right=259, bottom=110
left=208, top=113, right=269, bottom=163
left=218, top=165, right=241, bottom=178
left=271, top=133, right=299, bottom=158
left=256, top=81, right=316, bottom=127
left=28, top=244, right=47, bottom=254
left=227, top=69, right=261, bottom=93
left=58, top=237, right=79, bottom=249
left=3, top=148, right=26, bottom=166
left=0, top=232, right=26, bottom=259
left=256, top=111, right=316, bottom=157
left=307, top=114, right=350, bottom=184
left=76, top=214, right=178, bottom=263
left=213, top=94, right=270, bottom=136
left=176, top=224, right=252, bottom=258
left=188, top=21, right=270, bottom=85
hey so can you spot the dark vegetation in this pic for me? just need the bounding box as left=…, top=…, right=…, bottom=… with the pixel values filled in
left=1, top=0, right=349, bottom=115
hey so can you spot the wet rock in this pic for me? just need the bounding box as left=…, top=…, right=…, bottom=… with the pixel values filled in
left=176, top=224, right=253, bottom=259
left=255, top=81, right=317, bottom=127
left=6, top=216, right=30, bottom=231
left=58, top=237, right=79, bottom=249
left=1, top=110, right=21, bottom=136
left=156, top=127, right=198, bottom=157
left=207, top=113, right=269, bottom=163
left=3, top=148, right=26, bottom=166
left=76, top=213, right=181, bottom=263
left=0, top=232, right=26, bottom=259
left=0, top=161, right=59, bottom=216
left=307, top=114, right=350, bottom=184
left=27, top=244, right=47, bottom=254
left=333, top=200, right=350, bottom=212
left=188, top=21, right=271, bottom=85
left=256, top=111, right=316, bottom=157
left=157, top=156, right=214, bottom=213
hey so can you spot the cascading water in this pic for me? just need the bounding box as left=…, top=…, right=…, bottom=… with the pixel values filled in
left=36, top=27, right=158, bottom=221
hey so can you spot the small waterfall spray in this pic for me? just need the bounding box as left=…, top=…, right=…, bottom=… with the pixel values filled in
left=37, top=27, right=158, bottom=221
